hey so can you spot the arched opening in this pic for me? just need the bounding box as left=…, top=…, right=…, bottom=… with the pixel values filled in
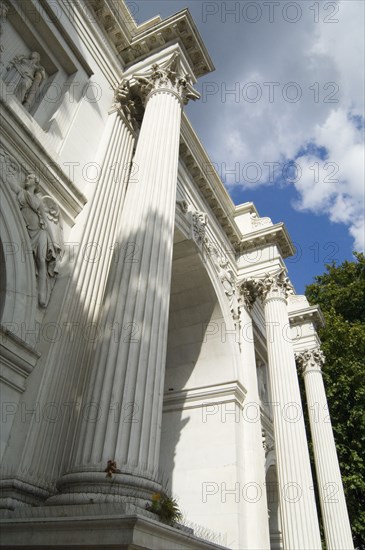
left=159, top=229, right=242, bottom=541
left=266, top=463, right=283, bottom=550
left=0, top=184, right=37, bottom=342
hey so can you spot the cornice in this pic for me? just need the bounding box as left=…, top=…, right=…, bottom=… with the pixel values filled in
left=180, top=115, right=242, bottom=247
left=163, top=381, right=246, bottom=412
left=0, top=327, right=40, bottom=393
left=237, top=222, right=295, bottom=259
left=288, top=305, right=325, bottom=329
left=88, top=1, right=214, bottom=79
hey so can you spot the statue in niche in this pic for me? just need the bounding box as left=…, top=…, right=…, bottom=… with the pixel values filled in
left=3, top=159, right=63, bottom=308
left=5, top=51, right=45, bottom=110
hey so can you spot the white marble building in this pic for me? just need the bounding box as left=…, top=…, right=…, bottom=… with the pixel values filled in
left=0, top=1, right=354, bottom=549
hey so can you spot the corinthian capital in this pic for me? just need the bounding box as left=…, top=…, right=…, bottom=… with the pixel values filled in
left=295, top=348, right=325, bottom=374
left=258, top=269, right=294, bottom=301
left=134, top=52, right=200, bottom=105
left=239, top=268, right=294, bottom=308
left=239, top=279, right=261, bottom=310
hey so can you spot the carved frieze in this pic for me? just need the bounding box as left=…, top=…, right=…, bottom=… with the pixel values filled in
left=191, top=209, right=208, bottom=246
left=207, top=242, right=240, bottom=323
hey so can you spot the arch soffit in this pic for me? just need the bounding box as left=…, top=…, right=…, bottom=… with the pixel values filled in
left=174, top=209, right=240, bottom=363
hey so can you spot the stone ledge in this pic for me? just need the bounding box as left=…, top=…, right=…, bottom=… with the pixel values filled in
left=0, top=504, right=228, bottom=550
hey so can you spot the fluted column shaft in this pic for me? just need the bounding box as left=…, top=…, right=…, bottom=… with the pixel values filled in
left=77, top=87, right=182, bottom=473
left=53, top=56, right=199, bottom=503
left=239, top=304, right=270, bottom=549
left=297, top=349, right=354, bottom=549
left=4, top=106, right=135, bottom=502
left=242, top=271, right=322, bottom=549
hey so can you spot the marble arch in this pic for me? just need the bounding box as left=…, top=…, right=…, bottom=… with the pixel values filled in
left=0, top=1, right=354, bottom=549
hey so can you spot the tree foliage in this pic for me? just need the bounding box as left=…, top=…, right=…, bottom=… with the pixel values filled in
left=305, top=252, right=365, bottom=549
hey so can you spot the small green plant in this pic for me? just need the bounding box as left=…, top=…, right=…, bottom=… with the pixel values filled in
left=146, top=492, right=182, bottom=524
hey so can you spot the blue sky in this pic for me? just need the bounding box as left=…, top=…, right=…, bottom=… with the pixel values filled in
left=130, top=1, right=364, bottom=293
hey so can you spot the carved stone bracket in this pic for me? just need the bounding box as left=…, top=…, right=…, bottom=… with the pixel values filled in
left=207, top=241, right=240, bottom=324
left=190, top=209, right=208, bottom=247
left=176, top=199, right=188, bottom=214
left=295, top=348, right=325, bottom=375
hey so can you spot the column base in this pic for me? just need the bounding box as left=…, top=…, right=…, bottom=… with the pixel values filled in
left=47, top=471, right=162, bottom=509
left=0, top=503, right=228, bottom=550
left=0, top=478, right=52, bottom=510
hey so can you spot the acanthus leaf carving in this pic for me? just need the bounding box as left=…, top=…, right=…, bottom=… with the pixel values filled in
left=240, top=268, right=294, bottom=309
left=133, top=51, right=200, bottom=106
left=176, top=199, right=189, bottom=214
left=208, top=243, right=240, bottom=324
left=295, top=348, right=325, bottom=374
left=189, top=208, right=208, bottom=247
left=114, top=78, right=142, bottom=130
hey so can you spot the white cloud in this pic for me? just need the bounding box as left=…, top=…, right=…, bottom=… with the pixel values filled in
left=196, top=0, right=364, bottom=250
left=294, top=108, right=365, bottom=250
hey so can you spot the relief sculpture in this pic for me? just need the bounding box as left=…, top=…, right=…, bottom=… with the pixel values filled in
left=1, top=149, right=63, bottom=307
left=4, top=51, right=45, bottom=110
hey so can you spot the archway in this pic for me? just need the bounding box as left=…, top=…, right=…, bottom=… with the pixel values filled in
left=159, top=228, right=242, bottom=542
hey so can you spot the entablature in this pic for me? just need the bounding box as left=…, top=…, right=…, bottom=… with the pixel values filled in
left=89, top=1, right=214, bottom=79
left=237, top=222, right=295, bottom=259
left=287, top=295, right=325, bottom=329
left=180, top=116, right=243, bottom=248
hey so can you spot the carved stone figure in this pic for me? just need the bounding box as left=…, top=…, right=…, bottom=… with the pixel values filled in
left=5, top=168, right=62, bottom=308
left=210, top=246, right=240, bottom=321
left=191, top=210, right=207, bottom=246
left=257, top=362, right=269, bottom=404
left=5, top=51, right=45, bottom=110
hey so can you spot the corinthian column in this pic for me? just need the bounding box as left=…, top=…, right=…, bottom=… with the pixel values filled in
left=52, top=52, right=199, bottom=505
left=242, top=270, right=322, bottom=550
left=296, top=349, right=354, bottom=549
left=239, top=301, right=270, bottom=550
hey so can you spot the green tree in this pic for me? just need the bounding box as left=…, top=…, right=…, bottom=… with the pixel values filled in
left=305, top=252, right=365, bottom=549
